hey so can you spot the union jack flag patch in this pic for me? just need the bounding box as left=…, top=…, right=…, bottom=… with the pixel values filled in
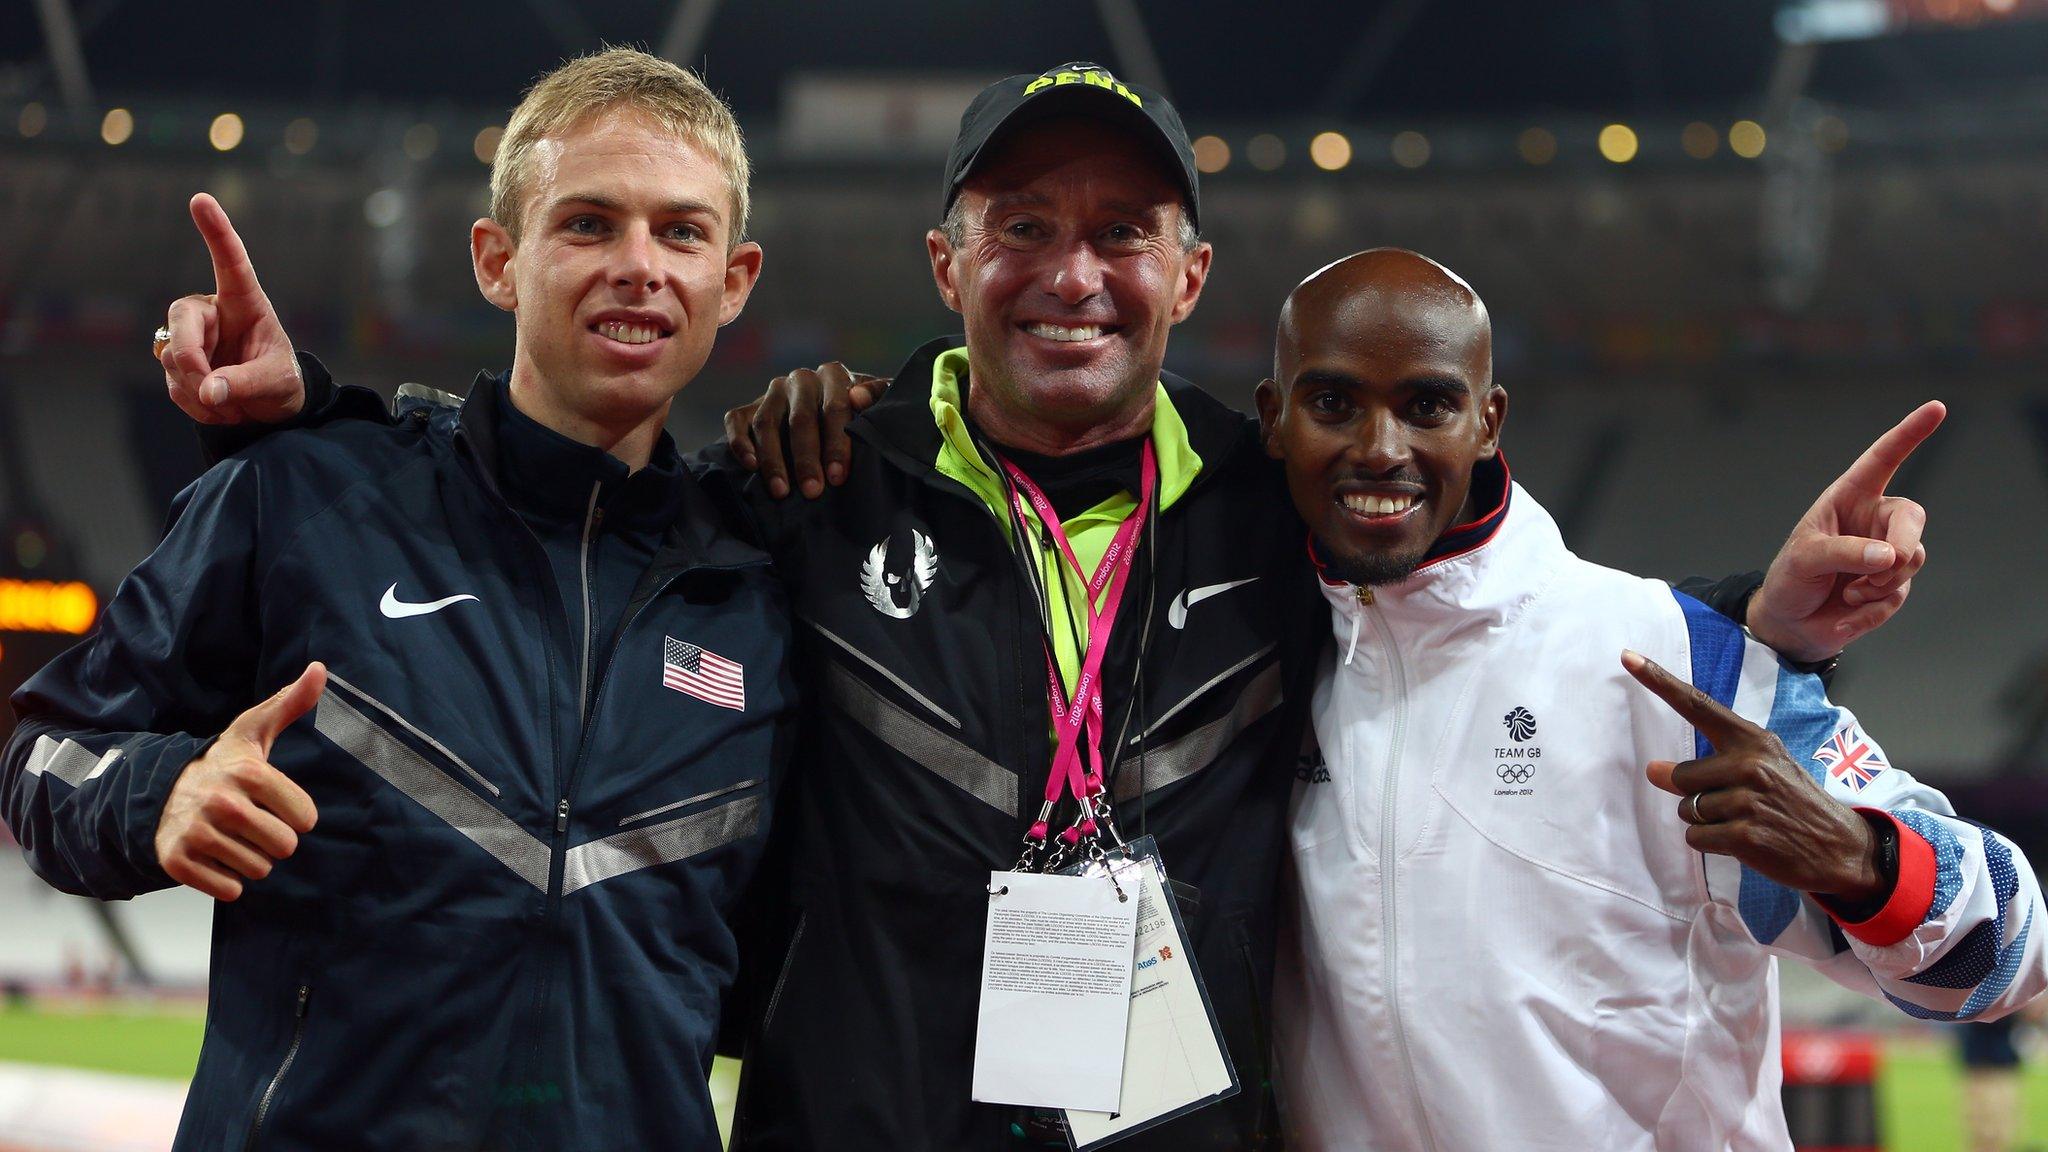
left=663, top=636, right=746, bottom=711
left=1813, top=722, right=1888, bottom=793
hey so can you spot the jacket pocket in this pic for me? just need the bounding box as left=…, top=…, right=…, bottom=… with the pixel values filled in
left=313, top=676, right=553, bottom=893
left=242, top=983, right=311, bottom=1152
left=821, top=656, right=1016, bottom=817
left=615, top=777, right=760, bottom=828
left=729, top=911, right=809, bottom=1148
left=760, top=911, right=809, bottom=1035
left=323, top=673, right=501, bottom=796
left=1114, top=651, right=1283, bottom=805
left=559, top=784, right=765, bottom=895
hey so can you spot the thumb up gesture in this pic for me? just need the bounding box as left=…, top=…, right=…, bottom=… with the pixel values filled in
left=155, top=662, right=325, bottom=900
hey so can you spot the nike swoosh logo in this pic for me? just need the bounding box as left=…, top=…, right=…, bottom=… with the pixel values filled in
left=1168, top=577, right=1259, bottom=630
left=379, top=583, right=480, bottom=620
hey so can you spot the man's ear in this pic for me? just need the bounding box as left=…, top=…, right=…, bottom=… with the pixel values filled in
left=1168, top=240, right=1214, bottom=325
left=1254, top=378, right=1285, bottom=460
left=718, top=240, right=765, bottom=326
left=927, top=229, right=963, bottom=314
left=1477, top=384, right=1509, bottom=460
left=472, top=218, right=517, bottom=312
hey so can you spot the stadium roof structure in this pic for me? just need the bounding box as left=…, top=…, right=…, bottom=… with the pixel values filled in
left=7, top=0, right=2048, bottom=123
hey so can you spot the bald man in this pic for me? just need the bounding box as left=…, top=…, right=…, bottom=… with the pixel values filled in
left=1256, top=249, right=2047, bottom=1151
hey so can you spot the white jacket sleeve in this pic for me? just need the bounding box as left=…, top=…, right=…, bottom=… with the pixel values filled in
left=1677, top=592, right=2047, bottom=1021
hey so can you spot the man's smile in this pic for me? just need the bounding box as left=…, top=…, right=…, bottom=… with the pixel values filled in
left=1019, top=320, right=1121, bottom=345
left=586, top=309, right=676, bottom=355
left=1333, top=482, right=1425, bottom=528
left=595, top=320, right=669, bottom=345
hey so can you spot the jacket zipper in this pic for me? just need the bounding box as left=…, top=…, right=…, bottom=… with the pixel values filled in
left=464, top=415, right=768, bottom=919
left=242, top=983, right=310, bottom=1152
left=760, top=912, right=809, bottom=1032
left=548, top=558, right=767, bottom=920
left=1004, top=502, right=1053, bottom=838
left=1236, top=929, right=1274, bottom=1145
left=506, top=520, right=595, bottom=921
left=552, top=583, right=665, bottom=906
left=1361, top=596, right=1439, bottom=1152
left=463, top=460, right=613, bottom=919
left=577, top=482, right=603, bottom=724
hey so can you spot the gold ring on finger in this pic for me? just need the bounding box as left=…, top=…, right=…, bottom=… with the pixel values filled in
left=152, top=325, right=172, bottom=360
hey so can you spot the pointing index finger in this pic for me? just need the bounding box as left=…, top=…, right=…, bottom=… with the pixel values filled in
left=189, top=192, right=264, bottom=302
left=1620, top=649, right=1757, bottom=750
left=1833, top=401, right=1946, bottom=499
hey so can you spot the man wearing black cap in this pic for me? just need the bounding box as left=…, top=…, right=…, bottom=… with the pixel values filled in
left=708, top=61, right=1320, bottom=1150
left=157, top=60, right=1923, bottom=1151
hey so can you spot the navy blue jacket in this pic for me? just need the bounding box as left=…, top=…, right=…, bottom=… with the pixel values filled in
left=1, top=378, right=795, bottom=1150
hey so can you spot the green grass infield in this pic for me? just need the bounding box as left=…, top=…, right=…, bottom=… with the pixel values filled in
left=0, top=1006, right=2037, bottom=1151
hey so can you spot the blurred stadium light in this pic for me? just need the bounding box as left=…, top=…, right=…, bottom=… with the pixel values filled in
left=1779, top=0, right=2048, bottom=43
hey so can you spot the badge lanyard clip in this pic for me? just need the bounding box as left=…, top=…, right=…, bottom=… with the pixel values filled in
left=1004, top=440, right=1158, bottom=873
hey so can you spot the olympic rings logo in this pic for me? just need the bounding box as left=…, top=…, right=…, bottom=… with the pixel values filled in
left=1496, top=763, right=1536, bottom=784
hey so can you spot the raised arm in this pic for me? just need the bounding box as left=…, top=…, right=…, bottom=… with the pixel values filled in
left=156, top=193, right=389, bottom=461
left=1744, top=402, right=1943, bottom=663
left=160, top=193, right=306, bottom=425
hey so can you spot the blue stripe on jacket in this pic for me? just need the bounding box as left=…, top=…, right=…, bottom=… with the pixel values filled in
left=1765, top=668, right=1840, bottom=787
left=1676, top=591, right=1801, bottom=944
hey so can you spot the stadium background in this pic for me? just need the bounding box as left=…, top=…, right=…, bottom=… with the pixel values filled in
left=2, top=1, right=2046, bottom=1148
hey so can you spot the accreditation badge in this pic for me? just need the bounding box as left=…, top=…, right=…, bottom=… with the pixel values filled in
left=971, top=861, right=1143, bottom=1112
left=1057, top=836, right=1238, bottom=1149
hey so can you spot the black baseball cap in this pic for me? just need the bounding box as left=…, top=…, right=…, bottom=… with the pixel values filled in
left=942, top=61, right=1201, bottom=232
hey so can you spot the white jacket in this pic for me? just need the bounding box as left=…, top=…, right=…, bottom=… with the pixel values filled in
left=1276, top=476, right=2046, bottom=1152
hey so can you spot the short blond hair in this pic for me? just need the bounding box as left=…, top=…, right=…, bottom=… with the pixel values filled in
left=491, top=47, right=751, bottom=245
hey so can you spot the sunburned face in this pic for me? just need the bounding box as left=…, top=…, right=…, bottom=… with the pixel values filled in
left=473, top=109, right=762, bottom=453
left=1255, top=250, right=1506, bottom=586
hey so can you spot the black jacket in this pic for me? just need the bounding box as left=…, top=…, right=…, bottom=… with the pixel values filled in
left=3, top=377, right=796, bottom=1150
left=722, top=337, right=1326, bottom=1150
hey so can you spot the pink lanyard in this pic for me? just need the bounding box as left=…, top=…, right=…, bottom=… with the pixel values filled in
left=997, top=440, right=1158, bottom=847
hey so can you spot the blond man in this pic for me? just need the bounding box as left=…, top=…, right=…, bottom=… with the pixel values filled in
left=3, top=48, right=787, bottom=1151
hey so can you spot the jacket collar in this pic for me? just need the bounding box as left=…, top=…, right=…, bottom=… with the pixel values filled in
left=1420, top=452, right=1512, bottom=569
left=453, top=372, right=767, bottom=570
left=854, top=334, right=1252, bottom=499
left=925, top=345, right=1204, bottom=516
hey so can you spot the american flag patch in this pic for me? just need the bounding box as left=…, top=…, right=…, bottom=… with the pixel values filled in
left=1813, top=723, right=1889, bottom=793
left=663, top=636, right=745, bottom=711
